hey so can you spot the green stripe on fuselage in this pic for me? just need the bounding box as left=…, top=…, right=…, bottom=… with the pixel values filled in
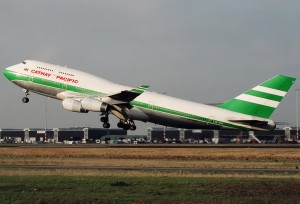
left=3, top=69, right=29, bottom=81
left=5, top=70, right=104, bottom=96
left=130, top=101, right=249, bottom=130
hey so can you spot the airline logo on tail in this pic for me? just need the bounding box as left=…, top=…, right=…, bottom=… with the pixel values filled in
left=218, top=75, right=296, bottom=118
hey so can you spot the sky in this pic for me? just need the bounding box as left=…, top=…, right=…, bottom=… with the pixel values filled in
left=1, top=0, right=300, bottom=134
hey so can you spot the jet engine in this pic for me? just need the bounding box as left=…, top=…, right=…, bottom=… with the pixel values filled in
left=81, top=97, right=109, bottom=112
left=62, top=98, right=88, bottom=113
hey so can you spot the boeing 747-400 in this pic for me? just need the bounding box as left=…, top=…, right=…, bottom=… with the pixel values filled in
left=3, top=60, right=296, bottom=131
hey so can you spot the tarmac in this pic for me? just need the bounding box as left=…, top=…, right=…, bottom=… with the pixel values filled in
left=0, top=143, right=300, bottom=148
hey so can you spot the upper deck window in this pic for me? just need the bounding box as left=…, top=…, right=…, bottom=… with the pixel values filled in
left=36, top=66, right=53, bottom=72
left=59, top=71, right=74, bottom=76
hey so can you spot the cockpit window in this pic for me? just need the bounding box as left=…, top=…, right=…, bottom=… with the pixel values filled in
left=22, top=61, right=26, bottom=64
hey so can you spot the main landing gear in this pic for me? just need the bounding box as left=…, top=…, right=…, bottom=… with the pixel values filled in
left=117, top=120, right=136, bottom=131
left=100, top=114, right=110, bottom=129
left=22, top=90, right=29, bottom=103
left=100, top=114, right=136, bottom=131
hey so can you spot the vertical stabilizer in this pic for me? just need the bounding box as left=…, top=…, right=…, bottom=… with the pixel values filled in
left=217, top=75, right=296, bottom=118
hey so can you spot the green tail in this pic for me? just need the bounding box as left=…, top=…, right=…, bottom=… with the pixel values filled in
left=217, top=75, right=296, bottom=118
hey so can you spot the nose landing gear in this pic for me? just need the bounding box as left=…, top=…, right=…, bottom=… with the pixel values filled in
left=22, top=90, right=29, bottom=103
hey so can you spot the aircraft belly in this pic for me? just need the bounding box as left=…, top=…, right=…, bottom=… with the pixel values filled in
left=13, top=80, right=62, bottom=99
left=137, top=108, right=223, bottom=129
left=128, top=107, right=150, bottom=122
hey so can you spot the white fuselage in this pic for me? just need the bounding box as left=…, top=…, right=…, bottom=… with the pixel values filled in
left=4, top=60, right=275, bottom=131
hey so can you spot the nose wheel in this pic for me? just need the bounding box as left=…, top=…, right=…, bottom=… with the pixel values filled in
left=22, top=90, right=29, bottom=103
left=103, top=122, right=110, bottom=128
left=22, top=97, right=29, bottom=103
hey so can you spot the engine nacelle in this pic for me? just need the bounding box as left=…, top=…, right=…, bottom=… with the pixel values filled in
left=62, top=98, right=88, bottom=113
left=81, top=97, right=109, bottom=112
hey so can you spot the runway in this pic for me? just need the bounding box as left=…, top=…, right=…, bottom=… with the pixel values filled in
left=1, top=165, right=300, bottom=173
left=0, top=144, right=300, bottom=148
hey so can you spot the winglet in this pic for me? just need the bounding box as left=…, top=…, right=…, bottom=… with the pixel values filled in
left=218, top=75, right=296, bottom=118
left=130, top=85, right=149, bottom=94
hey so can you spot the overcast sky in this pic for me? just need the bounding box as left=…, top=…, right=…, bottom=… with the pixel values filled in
left=1, top=0, right=300, bottom=134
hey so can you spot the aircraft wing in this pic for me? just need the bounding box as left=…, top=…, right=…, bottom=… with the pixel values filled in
left=58, top=84, right=149, bottom=104
left=102, top=84, right=149, bottom=105
left=100, top=84, right=149, bottom=121
left=61, top=85, right=149, bottom=121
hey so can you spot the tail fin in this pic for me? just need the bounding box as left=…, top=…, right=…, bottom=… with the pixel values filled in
left=217, top=75, right=296, bottom=118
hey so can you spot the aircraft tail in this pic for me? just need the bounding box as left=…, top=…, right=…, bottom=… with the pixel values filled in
left=217, top=75, right=296, bottom=118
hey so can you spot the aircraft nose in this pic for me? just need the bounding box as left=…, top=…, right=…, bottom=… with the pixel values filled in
left=3, top=66, right=15, bottom=81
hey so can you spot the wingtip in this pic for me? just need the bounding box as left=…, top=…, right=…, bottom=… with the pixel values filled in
left=139, top=84, right=150, bottom=89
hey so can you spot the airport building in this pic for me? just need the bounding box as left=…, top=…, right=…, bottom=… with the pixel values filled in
left=147, top=127, right=299, bottom=144
left=0, top=128, right=127, bottom=143
left=0, top=126, right=298, bottom=144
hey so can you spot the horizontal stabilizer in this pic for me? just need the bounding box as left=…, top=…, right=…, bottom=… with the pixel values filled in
left=228, top=120, right=268, bottom=126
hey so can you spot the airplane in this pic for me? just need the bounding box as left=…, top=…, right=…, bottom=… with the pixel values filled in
left=3, top=60, right=296, bottom=131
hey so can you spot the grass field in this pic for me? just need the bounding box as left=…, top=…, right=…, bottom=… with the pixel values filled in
left=1, top=176, right=300, bottom=204
left=0, top=146, right=300, bottom=203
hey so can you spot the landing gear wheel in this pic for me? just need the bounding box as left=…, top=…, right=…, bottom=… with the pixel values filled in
left=122, top=124, right=130, bottom=130
left=22, top=97, right=29, bottom=103
left=117, top=120, right=136, bottom=131
left=130, top=125, right=136, bottom=131
left=100, top=116, right=108, bottom=123
left=103, top=123, right=110, bottom=128
left=117, top=122, right=123, bottom=128
left=22, top=90, right=30, bottom=103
